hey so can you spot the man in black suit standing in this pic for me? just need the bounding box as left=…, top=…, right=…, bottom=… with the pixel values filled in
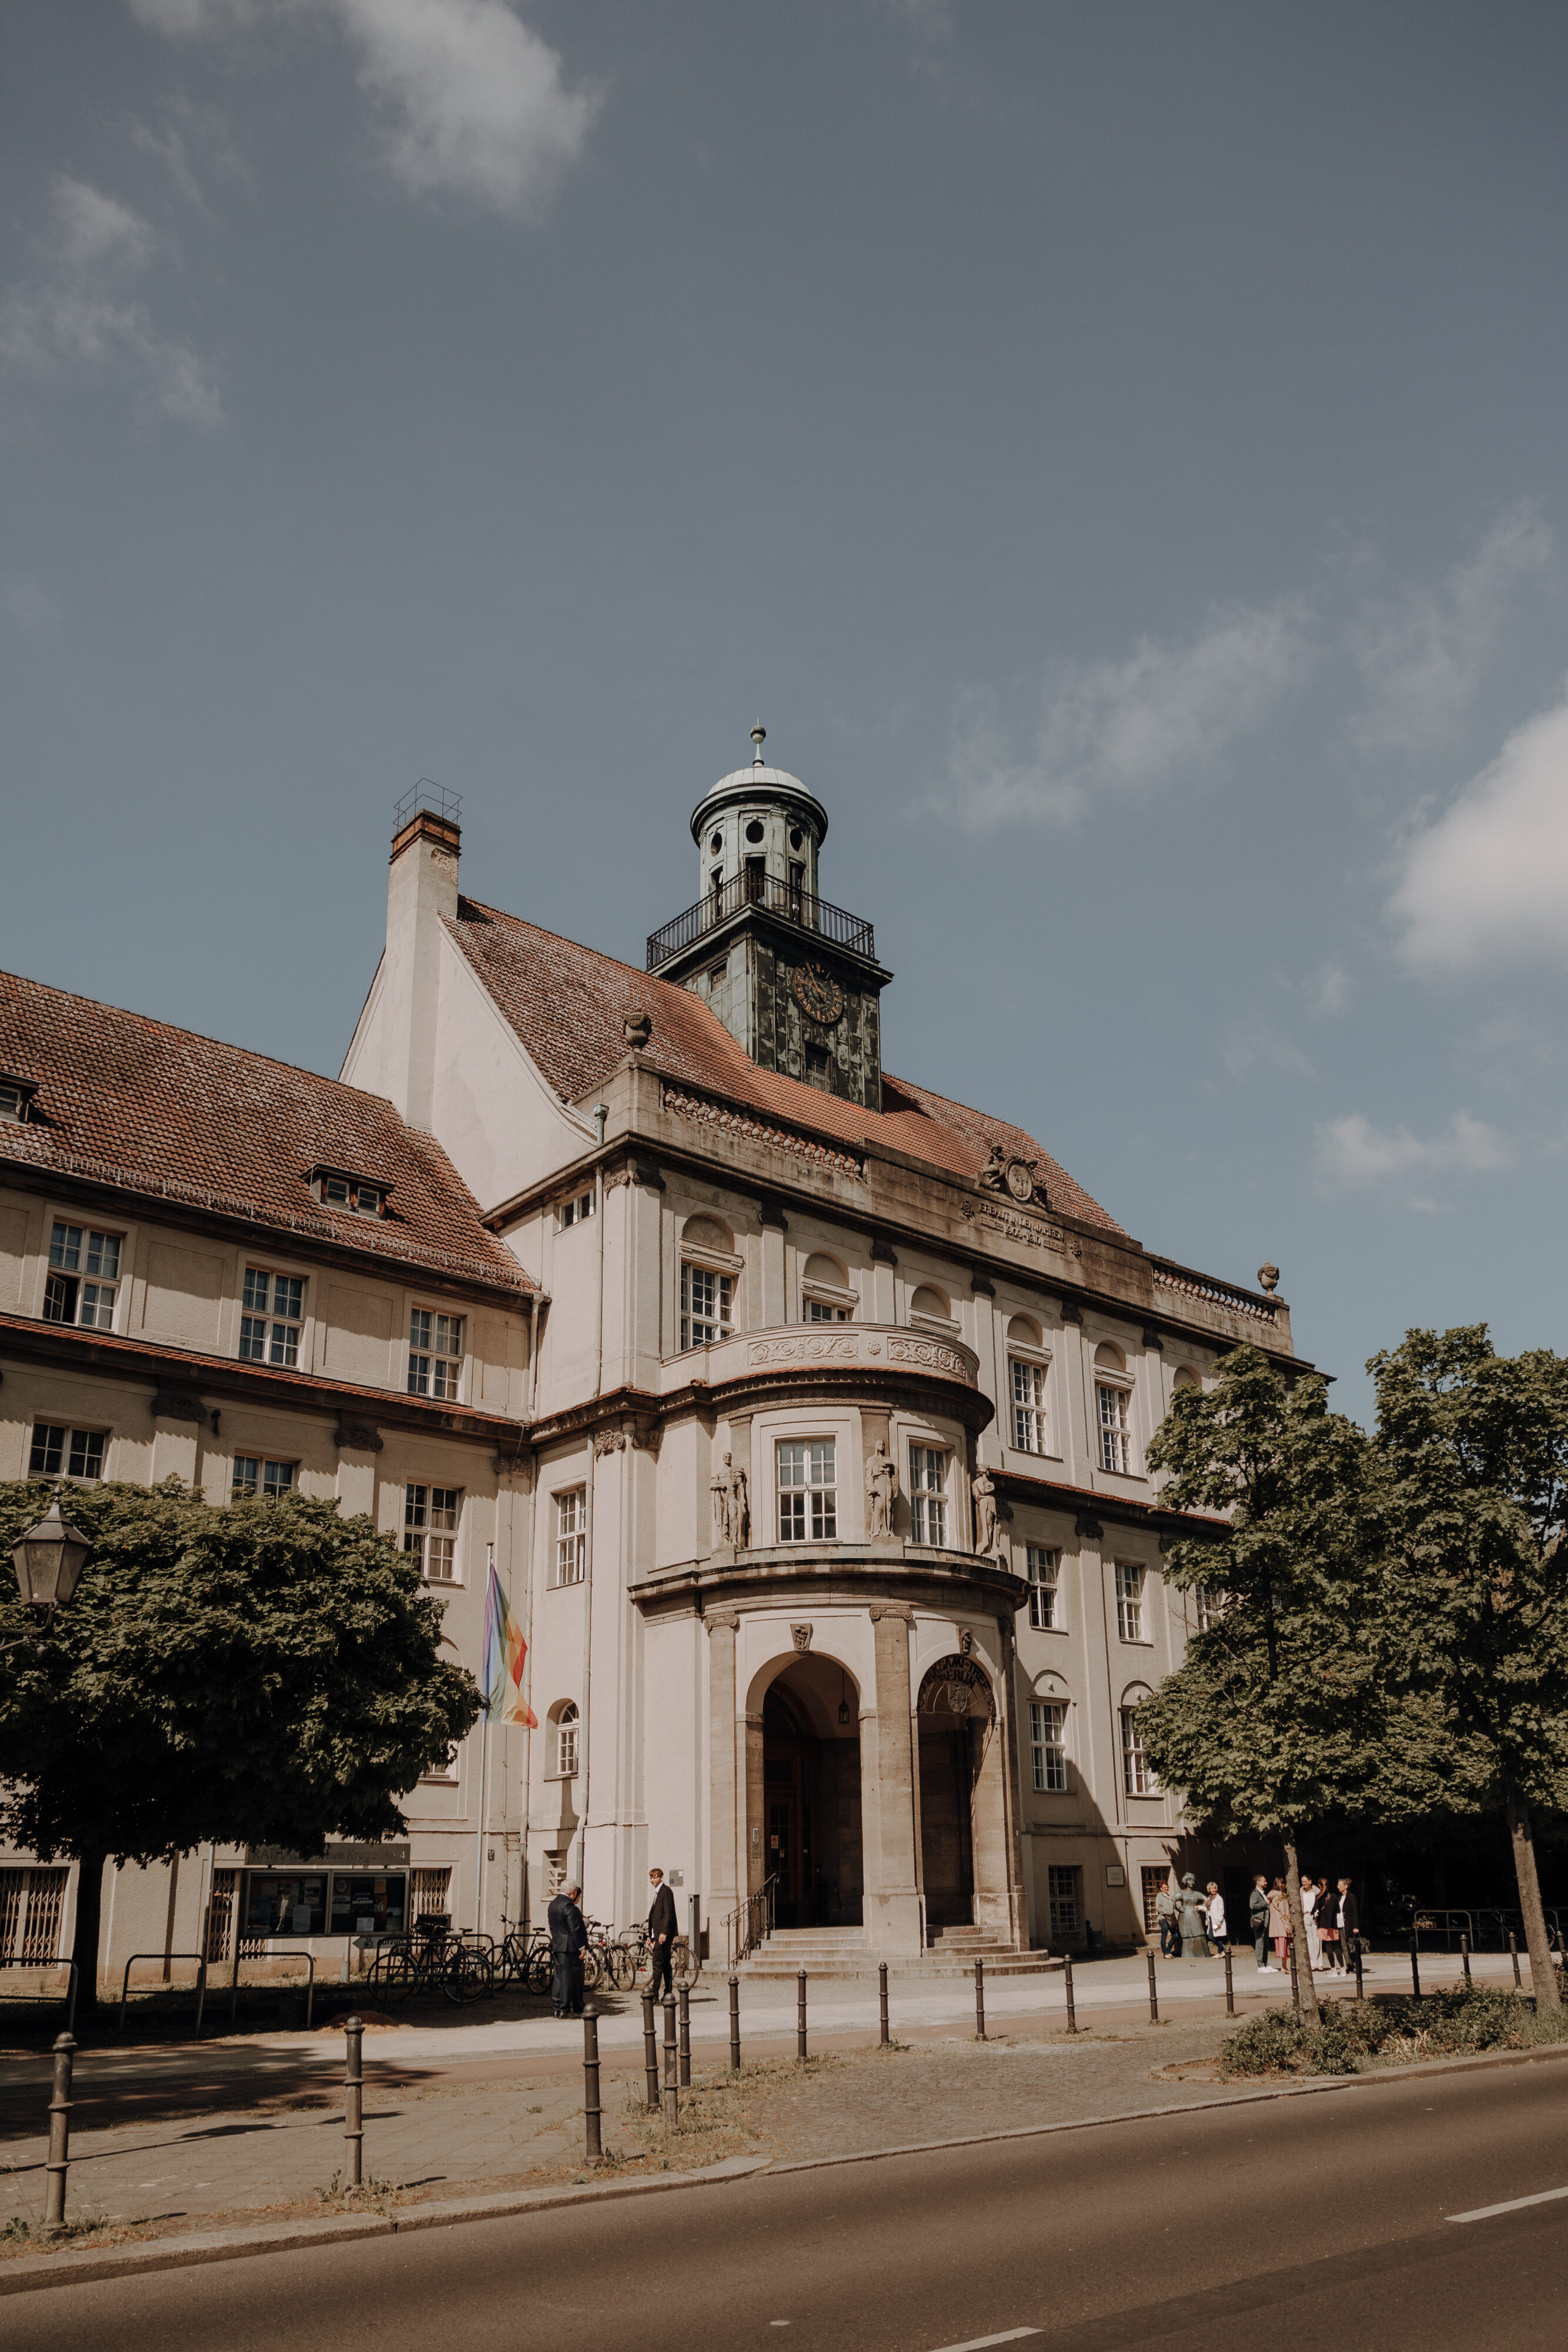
left=647, top=1865, right=677, bottom=2002
left=547, top=1879, right=587, bottom=2017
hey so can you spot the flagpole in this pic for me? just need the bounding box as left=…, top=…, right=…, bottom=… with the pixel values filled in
left=474, top=1542, right=493, bottom=1938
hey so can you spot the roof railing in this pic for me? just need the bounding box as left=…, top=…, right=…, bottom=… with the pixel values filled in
left=647, top=870, right=875, bottom=972
left=394, top=780, right=463, bottom=831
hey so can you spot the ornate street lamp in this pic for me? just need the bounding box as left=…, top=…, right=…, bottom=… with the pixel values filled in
left=6, top=1495, right=91, bottom=1648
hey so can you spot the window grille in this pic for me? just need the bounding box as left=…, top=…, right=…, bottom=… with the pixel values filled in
left=554, top=1488, right=587, bottom=1585
left=680, top=1262, right=731, bottom=1349
left=1098, top=1381, right=1132, bottom=1474
left=1025, top=1545, right=1060, bottom=1630
left=777, top=1439, right=837, bottom=1542
left=408, top=1308, right=464, bottom=1399
left=404, top=1485, right=460, bottom=1580
left=0, top=1867, right=67, bottom=1963
left=410, top=1866, right=452, bottom=1922
left=1011, top=1358, right=1048, bottom=1454
left=44, top=1222, right=121, bottom=1329
left=1115, top=1563, right=1145, bottom=1642
left=1030, top=1700, right=1068, bottom=1792
left=908, top=1446, right=947, bottom=1546
left=239, top=1268, right=304, bottom=1367
left=233, top=1458, right=295, bottom=1501
left=1121, top=1706, right=1155, bottom=1795
left=29, top=1425, right=105, bottom=1481
left=1047, top=1865, right=1081, bottom=1941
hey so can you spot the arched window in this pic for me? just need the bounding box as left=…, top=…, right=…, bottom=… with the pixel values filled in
left=1029, top=1682, right=1069, bottom=1793
left=801, top=1250, right=855, bottom=1324
left=908, top=1283, right=954, bottom=1331
left=553, top=1702, right=579, bottom=1779
left=1172, top=1364, right=1201, bottom=1392
left=680, top=1215, right=738, bottom=1350
left=1119, top=1683, right=1156, bottom=1795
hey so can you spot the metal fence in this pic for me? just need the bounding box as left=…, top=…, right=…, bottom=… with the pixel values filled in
left=647, top=871, right=875, bottom=971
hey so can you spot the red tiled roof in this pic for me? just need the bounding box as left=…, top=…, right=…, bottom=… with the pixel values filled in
left=447, top=901, right=1123, bottom=1232
left=0, top=971, right=533, bottom=1294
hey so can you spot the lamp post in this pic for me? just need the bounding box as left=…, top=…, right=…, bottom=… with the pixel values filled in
left=6, top=1495, right=91, bottom=1651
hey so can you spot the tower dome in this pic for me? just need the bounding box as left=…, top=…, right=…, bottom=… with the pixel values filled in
left=689, top=723, right=829, bottom=907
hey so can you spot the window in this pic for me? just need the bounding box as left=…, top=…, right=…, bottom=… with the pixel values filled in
left=0, top=1078, right=35, bottom=1125
left=1047, top=1865, right=1081, bottom=1942
left=1115, top=1563, right=1146, bottom=1642
left=554, top=1487, right=587, bottom=1585
left=805, top=1041, right=830, bottom=1089
left=43, top=1223, right=121, bottom=1329
left=404, top=1484, right=460, bottom=1581
left=409, top=1866, right=452, bottom=1919
left=232, top=1457, right=295, bottom=1500
left=1030, top=1700, right=1068, bottom=1793
left=908, top=1445, right=947, bottom=1546
left=1025, top=1545, right=1061, bottom=1630
left=420, top=1746, right=459, bottom=1785
left=908, top=1284, right=952, bottom=1327
left=556, top=1703, right=579, bottom=1778
left=808, top=1298, right=851, bottom=1322
left=680, top=1262, right=731, bottom=1349
left=559, top=1189, right=596, bottom=1228
left=1121, top=1706, right=1155, bottom=1795
left=1098, top=1381, right=1132, bottom=1473
left=239, top=1267, right=304, bottom=1367
left=777, top=1439, right=837, bottom=1542
left=29, top=1425, right=105, bottom=1481
left=1011, top=1358, right=1048, bottom=1454
left=407, top=1308, right=464, bottom=1399
left=1196, top=1586, right=1224, bottom=1632
left=311, top=1167, right=386, bottom=1217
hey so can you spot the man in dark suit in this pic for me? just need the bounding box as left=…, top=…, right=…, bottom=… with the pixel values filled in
left=647, top=1866, right=677, bottom=2001
left=547, top=1880, right=587, bottom=2017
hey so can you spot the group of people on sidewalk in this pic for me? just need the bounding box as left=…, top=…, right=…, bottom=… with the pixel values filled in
left=1247, top=1873, right=1362, bottom=1975
left=543, top=1864, right=678, bottom=2016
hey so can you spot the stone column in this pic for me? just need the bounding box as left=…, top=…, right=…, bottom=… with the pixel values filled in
left=704, top=1609, right=740, bottom=1921
left=864, top=1602, right=922, bottom=1954
left=744, top=1710, right=766, bottom=1895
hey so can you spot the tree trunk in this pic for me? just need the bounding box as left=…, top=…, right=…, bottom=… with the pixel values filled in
left=1506, top=1784, right=1560, bottom=2012
left=1282, top=1830, right=1321, bottom=2026
left=70, top=1848, right=108, bottom=2022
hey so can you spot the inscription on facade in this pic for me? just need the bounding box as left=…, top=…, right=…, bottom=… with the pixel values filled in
left=964, top=1199, right=1077, bottom=1256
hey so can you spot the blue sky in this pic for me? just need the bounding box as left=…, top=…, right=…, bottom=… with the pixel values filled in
left=3, top=1, right=1566, bottom=1418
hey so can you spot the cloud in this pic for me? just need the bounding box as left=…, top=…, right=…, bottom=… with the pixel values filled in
left=131, top=96, right=250, bottom=216
left=945, top=602, right=1309, bottom=831
left=1350, top=509, right=1552, bottom=757
left=1306, top=961, right=1353, bottom=1018
left=1221, top=1013, right=1316, bottom=1084
left=1388, top=689, right=1568, bottom=975
left=1313, top=1109, right=1512, bottom=1204
left=0, top=175, right=222, bottom=425
left=128, top=0, right=599, bottom=217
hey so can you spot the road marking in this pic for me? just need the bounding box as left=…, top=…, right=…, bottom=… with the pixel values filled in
left=925, top=2333, right=1042, bottom=2352
left=1448, top=2184, right=1568, bottom=2224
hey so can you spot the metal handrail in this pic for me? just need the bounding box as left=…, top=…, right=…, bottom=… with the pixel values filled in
left=119, top=1951, right=208, bottom=2039
left=724, top=1873, right=778, bottom=1969
left=647, top=871, right=875, bottom=972
left=0, top=1957, right=78, bottom=2035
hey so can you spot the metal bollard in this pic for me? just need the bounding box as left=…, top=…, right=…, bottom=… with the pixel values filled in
left=1460, top=1933, right=1472, bottom=1986
left=1511, top=1933, right=1522, bottom=1990
left=879, top=1960, right=890, bottom=2047
left=797, top=1968, right=808, bottom=2063
left=661, top=1995, right=678, bottom=2127
left=728, top=1972, right=741, bottom=2071
left=583, top=2010, right=602, bottom=2163
left=678, top=1985, right=691, bottom=2087
left=641, top=1990, right=660, bottom=2113
left=1146, top=1949, right=1159, bottom=2024
left=1224, top=1948, right=1235, bottom=2018
left=1410, top=1936, right=1422, bottom=2000
left=343, top=2015, right=363, bottom=2190
left=1064, top=1951, right=1076, bottom=2034
left=1353, top=1945, right=1365, bottom=2002
left=975, top=1956, right=986, bottom=2042
left=43, top=2034, right=75, bottom=2232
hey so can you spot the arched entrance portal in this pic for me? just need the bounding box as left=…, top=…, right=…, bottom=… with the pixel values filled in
left=917, top=1656, right=998, bottom=1931
left=760, top=1656, right=863, bottom=1929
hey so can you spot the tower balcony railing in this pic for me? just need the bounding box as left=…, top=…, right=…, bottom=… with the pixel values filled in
left=646, top=869, right=876, bottom=973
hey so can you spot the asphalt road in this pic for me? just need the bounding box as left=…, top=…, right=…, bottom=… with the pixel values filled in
left=11, top=2060, right=1568, bottom=2351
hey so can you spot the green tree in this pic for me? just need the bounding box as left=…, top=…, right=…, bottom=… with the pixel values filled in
left=1370, top=1327, right=1568, bottom=2009
left=1138, top=1347, right=1390, bottom=2023
left=0, top=1479, right=477, bottom=2015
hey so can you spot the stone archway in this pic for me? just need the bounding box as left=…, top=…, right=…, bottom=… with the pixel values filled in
left=916, top=1656, right=999, bottom=1932
left=748, top=1652, right=864, bottom=1930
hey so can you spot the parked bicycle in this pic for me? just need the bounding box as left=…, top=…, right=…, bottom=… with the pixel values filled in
left=365, top=1915, right=493, bottom=2006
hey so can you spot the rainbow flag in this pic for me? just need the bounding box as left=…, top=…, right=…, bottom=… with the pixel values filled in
left=481, top=1560, right=537, bottom=1726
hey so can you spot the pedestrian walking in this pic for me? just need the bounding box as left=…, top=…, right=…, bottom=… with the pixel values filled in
left=1249, top=1874, right=1272, bottom=1973
left=1338, top=1877, right=1361, bottom=1971
left=646, top=1864, right=677, bottom=2001
left=1205, top=1882, right=1226, bottom=1956
left=1155, top=1876, right=1179, bottom=1957
left=1266, top=1877, right=1292, bottom=1970
left=1316, top=1877, right=1342, bottom=1972
left=1301, top=1873, right=1321, bottom=1971
left=548, top=1879, right=588, bottom=2017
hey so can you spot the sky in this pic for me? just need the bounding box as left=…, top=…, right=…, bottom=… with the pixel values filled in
left=2, top=1, right=1566, bottom=1422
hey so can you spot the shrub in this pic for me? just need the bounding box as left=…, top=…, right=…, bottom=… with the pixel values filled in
left=1219, top=1984, right=1568, bottom=2079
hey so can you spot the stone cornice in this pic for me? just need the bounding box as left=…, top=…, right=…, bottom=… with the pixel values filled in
left=994, top=1463, right=1228, bottom=1543
left=629, top=1545, right=1028, bottom=1622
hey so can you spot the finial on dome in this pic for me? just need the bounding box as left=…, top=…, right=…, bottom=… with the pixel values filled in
left=751, top=720, right=766, bottom=767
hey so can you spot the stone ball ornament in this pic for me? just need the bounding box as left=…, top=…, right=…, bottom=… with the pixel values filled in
left=1257, top=1263, right=1280, bottom=1295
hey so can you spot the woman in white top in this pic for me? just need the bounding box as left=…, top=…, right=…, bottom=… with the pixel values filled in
left=1301, top=1875, right=1321, bottom=1970
left=1206, top=1882, right=1226, bottom=1953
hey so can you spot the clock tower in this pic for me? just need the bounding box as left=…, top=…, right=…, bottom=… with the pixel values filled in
left=644, top=726, right=893, bottom=1112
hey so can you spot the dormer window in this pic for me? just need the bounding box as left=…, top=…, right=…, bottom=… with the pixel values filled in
left=309, top=1165, right=389, bottom=1218
left=0, top=1074, right=38, bottom=1125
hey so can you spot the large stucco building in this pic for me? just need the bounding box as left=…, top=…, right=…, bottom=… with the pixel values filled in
left=1, top=736, right=1308, bottom=1987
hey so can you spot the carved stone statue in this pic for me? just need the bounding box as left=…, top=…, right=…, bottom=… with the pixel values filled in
left=1176, top=1871, right=1210, bottom=1959
left=728, top=1458, right=750, bottom=1550
left=864, top=1439, right=898, bottom=1539
left=711, top=1452, right=733, bottom=1548
left=972, top=1465, right=999, bottom=1556
left=978, top=1140, right=1009, bottom=1192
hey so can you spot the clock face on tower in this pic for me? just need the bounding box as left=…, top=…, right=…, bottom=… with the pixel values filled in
left=791, top=963, right=844, bottom=1025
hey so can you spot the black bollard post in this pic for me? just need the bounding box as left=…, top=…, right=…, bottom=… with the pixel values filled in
left=728, top=1972, right=741, bottom=2071
left=661, top=1994, right=678, bottom=2127
left=583, top=2010, right=602, bottom=2163
left=641, top=1989, right=659, bottom=2113
left=1353, top=1944, right=1365, bottom=2002
left=678, top=1985, right=691, bottom=2088
left=1460, top=1933, right=1472, bottom=1986
left=797, top=1968, right=808, bottom=2064
left=343, top=2015, right=363, bottom=2190
left=1410, top=1936, right=1422, bottom=2000
left=1511, top=1932, right=1522, bottom=1990
left=1146, top=1949, right=1159, bottom=2024
left=1064, top=1950, right=1076, bottom=2034
left=879, top=1960, right=890, bottom=2047
left=975, top=1956, right=986, bottom=2042
left=42, top=2034, right=75, bottom=2233
left=1224, top=1948, right=1235, bottom=2019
